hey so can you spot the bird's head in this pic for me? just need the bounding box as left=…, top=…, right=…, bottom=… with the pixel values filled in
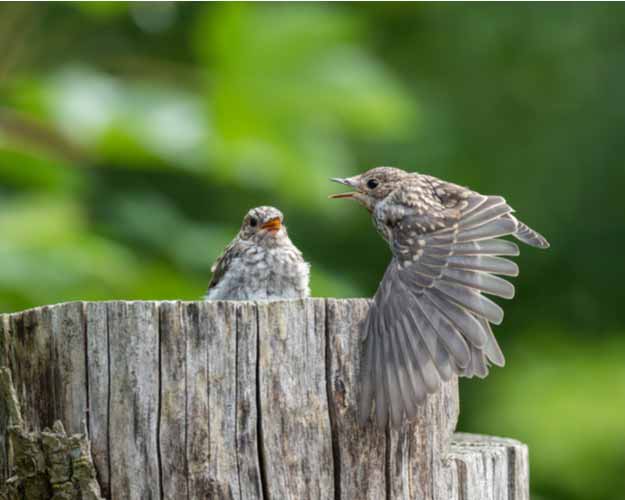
left=239, top=206, right=287, bottom=244
left=329, top=166, right=409, bottom=211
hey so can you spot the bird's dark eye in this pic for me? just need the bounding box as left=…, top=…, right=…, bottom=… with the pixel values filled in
left=250, top=217, right=258, bottom=227
left=367, top=179, right=379, bottom=189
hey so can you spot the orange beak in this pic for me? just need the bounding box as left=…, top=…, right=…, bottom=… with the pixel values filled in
left=328, top=177, right=358, bottom=199
left=260, top=217, right=282, bottom=232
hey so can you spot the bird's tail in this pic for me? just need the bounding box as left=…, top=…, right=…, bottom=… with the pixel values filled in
left=512, top=218, right=550, bottom=249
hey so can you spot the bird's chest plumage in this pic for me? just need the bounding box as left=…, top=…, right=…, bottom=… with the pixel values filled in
left=222, top=245, right=309, bottom=300
left=372, top=198, right=408, bottom=245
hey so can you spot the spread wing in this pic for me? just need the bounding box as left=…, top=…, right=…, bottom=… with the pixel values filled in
left=359, top=189, right=548, bottom=428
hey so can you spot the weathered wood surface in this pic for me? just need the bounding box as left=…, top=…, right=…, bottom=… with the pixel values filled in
left=446, top=434, right=530, bottom=500
left=0, top=367, right=104, bottom=500
left=0, top=299, right=529, bottom=500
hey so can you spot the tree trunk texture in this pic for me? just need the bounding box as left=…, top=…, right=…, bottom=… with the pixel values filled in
left=0, top=367, right=104, bottom=500
left=0, top=299, right=529, bottom=500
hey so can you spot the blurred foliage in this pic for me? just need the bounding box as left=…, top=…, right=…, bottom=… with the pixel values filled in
left=1, top=3, right=624, bottom=500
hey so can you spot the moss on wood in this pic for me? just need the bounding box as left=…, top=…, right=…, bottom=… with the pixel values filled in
left=0, top=367, right=103, bottom=500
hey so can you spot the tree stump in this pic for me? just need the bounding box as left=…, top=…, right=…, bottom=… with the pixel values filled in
left=0, top=299, right=529, bottom=499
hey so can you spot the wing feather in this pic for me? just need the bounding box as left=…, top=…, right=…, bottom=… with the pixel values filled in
left=447, top=255, right=519, bottom=276
left=452, top=239, right=519, bottom=256
left=358, top=310, right=376, bottom=424
left=415, top=291, right=472, bottom=367
left=373, top=313, right=388, bottom=428
left=478, top=316, right=506, bottom=367
left=398, top=315, right=431, bottom=400
left=427, top=288, right=489, bottom=346
left=441, top=268, right=515, bottom=299
left=457, top=217, right=517, bottom=242
left=382, top=322, right=403, bottom=428
left=459, top=196, right=512, bottom=229
left=359, top=185, right=547, bottom=427
left=390, top=313, right=420, bottom=419
left=205, top=238, right=239, bottom=295
left=432, top=281, right=504, bottom=325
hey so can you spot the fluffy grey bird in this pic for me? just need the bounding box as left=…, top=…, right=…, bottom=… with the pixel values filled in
left=330, top=167, right=549, bottom=428
left=205, top=206, right=310, bottom=300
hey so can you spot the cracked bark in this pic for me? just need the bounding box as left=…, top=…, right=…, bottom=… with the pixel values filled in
left=0, top=367, right=103, bottom=500
left=1, top=300, right=529, bottom=500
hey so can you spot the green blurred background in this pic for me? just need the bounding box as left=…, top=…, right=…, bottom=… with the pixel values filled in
left=1, top=3, right=624, bottom=499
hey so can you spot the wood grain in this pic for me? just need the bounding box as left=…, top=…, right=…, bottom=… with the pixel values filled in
left=49, top=301, right=87, bottom=434
left=449, top=433, right=530, bottom=500
left=0, top=300, right=529, bottom=500
left=0, top=315, right=8, bottom=484
left=256, top=299, right=334, bottom=500
left=183, top=301, right=211, bottom=499
left=325, top=298, right=387, bottom=499
left=235, top=301, right=263, bottom=500
left=85, top=301, right=110, bottom=498
left=107, top=301, right=160, bottom=500
left=203, top=300, right=239, bottom=499
left=159, top=301, right=188, bottom=500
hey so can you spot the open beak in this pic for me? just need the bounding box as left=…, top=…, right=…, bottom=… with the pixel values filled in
left=260, top=217, right=282, bottom=232
left=329, top=177, right=358, bottom=199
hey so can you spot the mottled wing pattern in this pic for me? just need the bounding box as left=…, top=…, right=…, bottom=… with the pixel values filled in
left=206, top=239, right=238, bottom=293
left=359, top=182, right=545, bottom=428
